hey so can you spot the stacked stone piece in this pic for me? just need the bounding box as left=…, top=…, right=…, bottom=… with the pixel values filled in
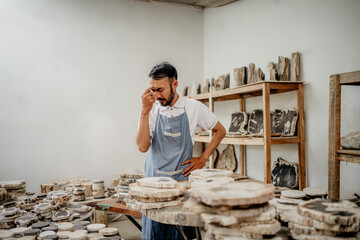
left=91, top=180, right=105, bottom=199
left=0, top=181, right=26, bottom=199
left=73, top=188, right=86, bottom=202
left=0, top=207, right=21, bottom=229
left=188, top=179, right=280, bottom=239
left=115, top=169, right=144, bottom=205
left=128, top=177, right=185, bottom=210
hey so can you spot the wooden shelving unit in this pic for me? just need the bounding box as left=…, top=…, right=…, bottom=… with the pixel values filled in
left=328, top=70, right=360, bottom=200
left=189, top=81, right=306, bottom=190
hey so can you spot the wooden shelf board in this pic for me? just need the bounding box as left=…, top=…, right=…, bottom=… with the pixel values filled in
left=187, top=81, right=304, bottom=101
left=338, top=70, right=360, bottom=85
left=339, top=154, right=360, bottom=164
left=195, top=135, right=300, bottom=145
left=338, top=149, right=360, bottom=156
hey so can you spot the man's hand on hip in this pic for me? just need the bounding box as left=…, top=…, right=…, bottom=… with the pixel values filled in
left=181, top=156, right=207, bottom=176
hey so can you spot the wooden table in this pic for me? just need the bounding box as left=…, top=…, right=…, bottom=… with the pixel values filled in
left=95, top=198, right=142, bottom=231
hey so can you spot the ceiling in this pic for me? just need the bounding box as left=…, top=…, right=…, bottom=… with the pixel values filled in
left=135, top=0, right=238, bottom=9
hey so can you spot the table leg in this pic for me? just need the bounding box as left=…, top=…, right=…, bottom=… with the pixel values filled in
left=125, top=215, right=142, bottom=231
left=175, top=225, right=188, bottom=240
left=195, top=227, right=202, bottom=240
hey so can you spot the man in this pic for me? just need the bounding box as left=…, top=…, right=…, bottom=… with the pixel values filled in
left=136, top=62, right=226, bottom=240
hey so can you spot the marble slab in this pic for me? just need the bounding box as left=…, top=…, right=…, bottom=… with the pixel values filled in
left=341, top=131, right=360, bottom=149
left=274, top=108, right=298, bottom=136
left=190, top=169, right=233, bottom=179
left=298, top=199, right=359, bottom=226
left=271, top=157, right=299, bottom=189
left=228, top=112, right=248, bottom=135
left=216, top=145, right=237, bottom=172
left=190, top=182, right=275, bottom=207
left=129, top=182, right=185, bottom=200
left=137, top=177, right=177, bottom=189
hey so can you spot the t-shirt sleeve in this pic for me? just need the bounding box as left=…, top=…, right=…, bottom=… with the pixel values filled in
left=195, top=101, right=218, bottom=130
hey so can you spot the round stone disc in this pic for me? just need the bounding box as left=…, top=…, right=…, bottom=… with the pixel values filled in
left=42, top=235, right=59, bottom=240
left=57, top=222, right=74, bottom=231
left=129, top=183, right=185, bottom=199
left=76, top=221, right=90, bottom=226
left=190, top=177, right=235, bottom=189
left=190, top=181, right=275, bottom=207
left=281, top=190, right=306, bottom=199
left=10, top=227, right=30, bottom=236
left=87, top=224, right=106, bottom=232
left=39, top=231, right=56, bottom=239
left=137, top=177, right=177, bottom=189
left=56, top=231, right=71, bottom=239
left=119, top=169, right=144, bottom=179
left=0, top=230, right=14, bottom=239
left=99, top=228, right=119, bottom=236
left=42, top=226, right=58, bottom=232
left=303, top=187, right=327, bottom=197
left=32, top=222, right=50, bottom=229
left=68, top=231, right=87, bottom=240
left=190, top=169, right=233, bottom=179
left=22, top=229, right=40, bottom=236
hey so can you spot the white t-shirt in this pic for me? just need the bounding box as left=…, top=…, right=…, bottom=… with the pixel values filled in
left=148, top=92, right=218, bottom=144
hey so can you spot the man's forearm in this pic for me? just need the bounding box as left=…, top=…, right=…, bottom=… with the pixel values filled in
left=201, top=122, right=226, bottom=161
left=136, top=112, right=151, bottom=152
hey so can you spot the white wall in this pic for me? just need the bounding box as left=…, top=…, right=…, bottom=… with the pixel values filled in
left=202, top=0, right=360, bottom=194
left=0, top=0, right=203, bottom=192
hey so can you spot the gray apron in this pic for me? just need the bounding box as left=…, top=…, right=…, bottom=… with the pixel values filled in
left=142, top=108, right=195, bottom=240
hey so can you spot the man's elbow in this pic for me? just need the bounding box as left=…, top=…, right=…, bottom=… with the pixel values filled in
left=138, top=146, right=149, bottom=153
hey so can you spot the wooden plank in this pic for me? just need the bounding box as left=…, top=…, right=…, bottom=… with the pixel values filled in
left=95, top=198, right=142, bottom=218
left=328, top=74, right=341, bottom=200
left=262, top=84, right=271, bottom=183
left=339, top=154, right=360, bottom=164
left=297, top=83, right=306, bottom=190
left=338, top=149, right=360, bottom=156
left=271, top=137, right=300, bottom=144
left=338, top=70, right=360, bottom=85
left=239, top=98, right=246, bottom=175
left=209, top=90, right=215, bottom=168
left=188, top=92, right=210, bottom=101
left=195, top=135, right=301, bottom=145
left=268, top=82, right=299, bottom=91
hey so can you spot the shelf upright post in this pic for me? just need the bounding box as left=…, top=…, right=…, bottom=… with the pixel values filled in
left=297, top=82, right=306, bottom=190
left=239, top=97, right=246, bottom=175
left=328, top=74, right=341, bottom=199
left=209, top=87, right=215, bottom=168
left=262, top=83, right=272, bottom=183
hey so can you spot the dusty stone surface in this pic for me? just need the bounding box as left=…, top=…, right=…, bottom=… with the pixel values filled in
left=281, top=190, right=305, bottom=199
left=303, top=187, right=327, bottom=197
left=271, top=157, right=299, bottom=189
left=0, top=230, right=14, bottom=239
left=127, top=197, right=182, bottom=210
left=57, top=222, right=74, bottom=232
left=86, top=224, right=106, bottom=232
left=129, top=182, right=184, bottom=199
left=190, top=177, right=234, bottom=189
left=99, top=227, right=119, bottom=236
left=216, top=145, right=237, bottom=172
left=341, top=131, right=360, bottom=149
left=298, top=199, right=360, bottom=226
left=0, top=180, right=26, bottom=189
left=56, top=231, right=71, bottom=239
left=68, top=231, right=87, bottom=240
left=191, top=182, right=274, bottom=207
left=190, top=169, right=233, bottom=179
left=137, top=177, right=177, bottom=189
left=228, top=112, right=248, bottom=135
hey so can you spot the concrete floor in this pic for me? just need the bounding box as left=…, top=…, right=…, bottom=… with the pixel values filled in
left=108, top=213, right=143, bottom=240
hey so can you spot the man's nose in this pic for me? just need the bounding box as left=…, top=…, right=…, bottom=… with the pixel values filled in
left=155, top=92, right=162, bottom=99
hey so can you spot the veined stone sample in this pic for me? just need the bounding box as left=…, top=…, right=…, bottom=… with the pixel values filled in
left=247, top=63, right=255, bottom=84
left=137, top=177, right=177, bottom=189
left=248, top=109, right=275, bottom=136
left=48, top=191, right=72, bottom=207
left=0, top=188, right=7, bottom=202
left=291, top=52, right=301, bottom=81
left=67, top=204, right=92, bottom=214
left=191, top=182, right=274, bottom=207
left=228, top=112, right=248, bottom=134
left=91, top=180, right=105, bottom=199
left=189, top=169, right=233, bottom=180
left=303, top=187, right=327, bottom=198
left=0, top=180, right=26, bottom=199
left=190, top=177, right=234, bottom=190
left=278, top=56, right=290, bottom=81
left=73, top=187, right=85, bottom=202
left=51, top=210, right=71, bottom=222
left=15, top=214, right=38, bottom=227
left=254, top=68, right=265, bottom=82
left=224, top=73, right=230, bottom=89
left=341, top=131, right=360, bottom=149
left=271, top=157, right=299, bottom=189
left=214, top=76, right=224, bottom=91
left=216, top=145, right=237, bottom=172
left=234, top=67, right=247, bottom=86
left=267, top=62, right=278, bottom=81
left=99, top=227, right=119, bottom=237
left=274, top=108, right=298, bottom=136
left=281, top=190, right=305, bottom=199
left=203, top=79, right=210, bottom=93
left=129, top=182, right=185, bottom=200
left=86, top=223, right=106, bottom=233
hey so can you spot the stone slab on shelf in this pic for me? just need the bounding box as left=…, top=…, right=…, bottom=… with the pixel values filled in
left=271, top=157, right=299, bottom=189
left=341, top=131, right=360, bottom=150
left=216, top=145, right=237, bottom=172
left=228, top=112, right=248, bottom=135
left=274, top=108, right=298, bottom=136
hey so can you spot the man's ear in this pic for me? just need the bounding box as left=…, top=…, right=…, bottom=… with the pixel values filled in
left=173, top=79, right=178, bottom=89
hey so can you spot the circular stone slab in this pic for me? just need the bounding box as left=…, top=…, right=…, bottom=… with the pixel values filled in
left=119, top=169, right=144, bottom=179
left=0, top=230, right=14, bottom=239
left=10, top=227, right=30, bottom=236
left=281, top=190, right=306, bottom=199
left=57, top=222, right=74, bottom=232
left=87, top=224, right=106, bottom=233
left=129, top=183, right=185, bottom=199
left=191, top=177, right=235, bottom=189
left=190, top=169, right=233, bottom=179
left=19, top=236, right=36, bottom=240
left=137, top=177, right=177, bottom=189
left=21, top=229, right=40, bottom=236
left=42, top=226, right=58, bottom=232
left=0, top=180, right=25, bottom=189
left=76, top=221, right=90, bottom=226
left=42, top=235, right=59, bottom=240
left=2, top=207, right=19, bottom=217
left=303, top=187, right=327, bottom=197
left=56, top=231, right=71, bottom=239
left=99, top=228, right=119, bottom=236
left=68, top=231, right=87, bottom=240
left=32, top=222, right=50, bottom=229
left=39, top=231, right=56, bottom=239
left=190, top=181, right=275, bottom=207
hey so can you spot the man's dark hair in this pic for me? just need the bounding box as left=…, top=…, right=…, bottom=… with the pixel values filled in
left=149, top=62, right=178, bottom=81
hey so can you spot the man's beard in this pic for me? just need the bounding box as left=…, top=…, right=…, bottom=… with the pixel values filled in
left=157, top=85, right=175, bottom=106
